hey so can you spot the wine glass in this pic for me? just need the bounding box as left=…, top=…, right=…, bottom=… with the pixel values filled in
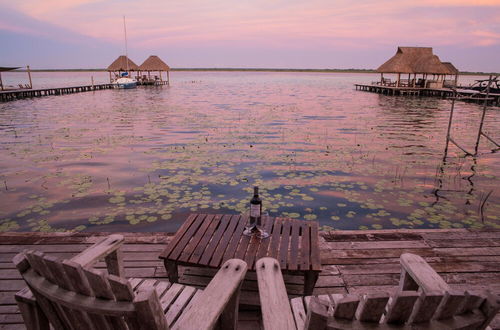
left=255, top=212, right=270, bottom=239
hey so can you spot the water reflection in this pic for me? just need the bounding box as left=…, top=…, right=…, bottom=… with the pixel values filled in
left=0, top=72, right=498, bottom=232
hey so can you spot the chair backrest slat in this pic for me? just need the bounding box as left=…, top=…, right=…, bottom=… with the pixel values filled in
left=62, top=260, right=115, bottom=330
left=134, top=289, right=170, bottom=330
left=355, top=292, right=389, bottom=323
left=433, top=290, right=467, bottom=320
left=478, top=292, right=500, bottom=330
left=290, top=297, right=307, bottom=330
left=83, top=268, right=129, bottom=330
left=332, top=294, right=359, bottom=320
left=109, top=274, right=142, bottom=329
left=304, top=297, right=328, bottom=330
left=458, top=291, right=485, bottom=315
left=384, top=291, right=419, bottom=324
left=407, top=290, right=443, bottom=324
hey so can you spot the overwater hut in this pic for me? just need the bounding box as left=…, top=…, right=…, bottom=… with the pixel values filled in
left=0, top=66, right=32, bottom=91
left=377, top=47, right=456, bottom=88
left=138, top=55, right=170, bottom=85
left=107, top=55, right=140, bottom=83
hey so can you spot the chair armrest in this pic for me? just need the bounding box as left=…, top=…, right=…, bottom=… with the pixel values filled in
left=256, top=257, right=296, bottom=330
left=400, top=253, right=450, bottom=293
left=172, top=259, right=248, bottom=330
left=70, top=234, right=125, bottom=276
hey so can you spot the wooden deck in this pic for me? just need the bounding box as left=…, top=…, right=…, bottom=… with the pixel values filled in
left=355, top=83, right=500, bottom=105
left=1, top=228, right=499, bottom=329
left=0, top=84, right=114, bottom=102
left=0, top=81, right=170, bottom=102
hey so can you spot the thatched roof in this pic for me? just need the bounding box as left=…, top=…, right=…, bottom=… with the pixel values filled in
left=107, top=56, right=140, bottom=71
left=377, top=47, right=453, bottom=74
left=442, top=62, right=459, bottom=75
left=139, top=55, right=170, bottom=71
left=0, top=67, right=21, bottom=72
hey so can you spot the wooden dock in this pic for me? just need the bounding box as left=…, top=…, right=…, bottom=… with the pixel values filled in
left=355, top=83, right=500, bottom=105
left=0, top=84, right=113, bottom=102
left=0, top=228, right=499, bottom=329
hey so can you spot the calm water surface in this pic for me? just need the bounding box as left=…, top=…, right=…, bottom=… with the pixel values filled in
left=0, top=71, right=498, bottom=232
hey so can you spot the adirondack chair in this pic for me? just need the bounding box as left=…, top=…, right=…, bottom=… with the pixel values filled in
left=256, top=254, right=499, bottom=330
left=13, top=234, right=248, bottom=330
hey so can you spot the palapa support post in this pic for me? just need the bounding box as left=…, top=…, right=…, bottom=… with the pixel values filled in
left=27, top=65, right=33, bottom=89
left=167, top=71, right=170, bottom=85
left=0, top=71, right=3, bottom=91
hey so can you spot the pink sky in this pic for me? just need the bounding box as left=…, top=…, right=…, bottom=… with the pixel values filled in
left=0, top=0, right=499, bottom=71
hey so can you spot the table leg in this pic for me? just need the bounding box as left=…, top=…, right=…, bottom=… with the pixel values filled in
left=164, top=260, right=179, bottom=283
left=304, top=271, right=319, bottom=296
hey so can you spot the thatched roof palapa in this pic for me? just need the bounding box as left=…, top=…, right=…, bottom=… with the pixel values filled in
left=377, top=47, right=454, bottom=75
left=107, top=56, right=140, bottom=71
left=441, top=62, right=459, bottom=75
left=139, top=55, right=170, bottom=71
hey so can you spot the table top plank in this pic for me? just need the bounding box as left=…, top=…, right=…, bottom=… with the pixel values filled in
left=310, top=222, right=321, bottom=270
left=234, top=216, right=253, bottom=261
left=178, top=214, right=215, bottom=263
left=209, top=214, right=241, bottom=268
left=168, top=213, right=208, bottom=261
left=278, top=220, right=292, bottom=269
left=288, top=220, right=301, bottom=271
left=221, top=215, right=247, bottom=264
left=159, top=214, right=198, bottom=259
left=188, top=214, right=223, bottom=264
left=299, top=222, right=310, bottom=271
left=244, top=234, right=261, bottom=269
left=267, top=218, right=283, bottom=260
left=198, top=214, right=232, bottom=265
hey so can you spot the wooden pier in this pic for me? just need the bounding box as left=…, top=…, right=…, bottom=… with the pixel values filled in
left=0, top=228, right=499, bottom=329
left=355, top=84, right=500, bottom=106
left=0, top=84, right=113, bottom=102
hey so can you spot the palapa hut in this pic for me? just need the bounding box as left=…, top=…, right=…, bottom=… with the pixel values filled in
left=377, top=47, right=457, bottom=88
left=107, top=55, right=140, bottom=83
left=138, top=55, right=170, bottom=85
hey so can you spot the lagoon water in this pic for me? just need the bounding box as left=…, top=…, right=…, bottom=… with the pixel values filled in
left=0, top=71, right=499, bottom=232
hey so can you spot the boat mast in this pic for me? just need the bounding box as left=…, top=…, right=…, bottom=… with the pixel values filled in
left=123, top=15, right=130, bottom=73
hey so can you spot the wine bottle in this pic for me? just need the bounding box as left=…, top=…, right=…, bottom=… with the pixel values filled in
left=249, top=186, right=262, bottom=227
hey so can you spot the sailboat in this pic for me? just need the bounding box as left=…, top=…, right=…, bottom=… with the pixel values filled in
left=113, top=16, right=137, bottom=89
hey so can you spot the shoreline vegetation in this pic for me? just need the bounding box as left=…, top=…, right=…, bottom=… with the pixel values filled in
left=12, top=68, right=498, bottom=75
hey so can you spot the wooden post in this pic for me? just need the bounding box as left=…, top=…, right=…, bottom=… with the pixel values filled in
left=474, top=75, right=492, bottom=155
left=397, top=73, right=401, bottom=87
left=91, top=76, right=94, bottom=90
left=27, top=65, right=33, bottom=89
left=167, top=71, right=170, bottom=85
left=159, top=71, right=162, bottom=82
left=0, top=71, right=3, bottom=91
left=381, top=73, right=384, bottom=85
left=109, top=71, right=112, bottom=83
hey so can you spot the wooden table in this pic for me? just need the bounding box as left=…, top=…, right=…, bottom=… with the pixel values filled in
left=159, top=213, right=321, bottom=295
